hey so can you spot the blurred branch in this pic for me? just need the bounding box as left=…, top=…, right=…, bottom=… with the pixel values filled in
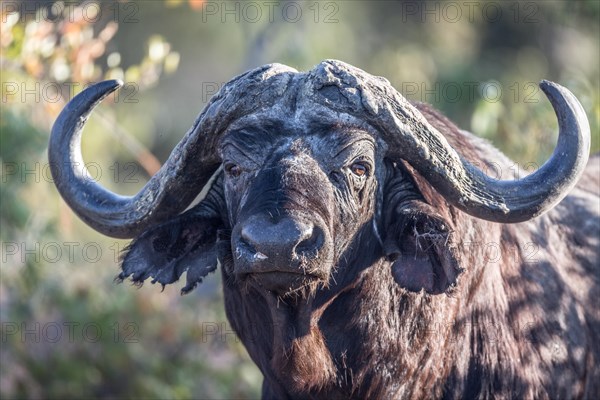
left=95, top=109, right=162, bottom=176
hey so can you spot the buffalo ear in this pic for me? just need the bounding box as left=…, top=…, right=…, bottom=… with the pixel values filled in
left=384, top=200, right=462, bottom=295
left=118, top=210, right=223, bottom=295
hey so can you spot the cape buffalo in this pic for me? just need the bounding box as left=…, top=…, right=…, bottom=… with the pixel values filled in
left=49, top=60, right=599, bottom=399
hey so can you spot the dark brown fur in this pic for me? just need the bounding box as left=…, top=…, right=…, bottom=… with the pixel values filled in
left=224, top=105, right=599, bottom=399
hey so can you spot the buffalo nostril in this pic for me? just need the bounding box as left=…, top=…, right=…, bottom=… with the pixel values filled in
left=295, top=225, right=324, bottom=257
left=239, top=226, right=258, bottom=254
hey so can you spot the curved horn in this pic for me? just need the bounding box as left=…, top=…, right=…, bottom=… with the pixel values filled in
left=49, top=64, right=298, bottom=238
left=309, top=61, right=591, bottom=223
left=387, top=80, right=590, bottom=223
left=48, top=80, right=217, bottom=238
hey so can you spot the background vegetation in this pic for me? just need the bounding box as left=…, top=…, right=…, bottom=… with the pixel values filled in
left=1, top=1, right=598, bottom=398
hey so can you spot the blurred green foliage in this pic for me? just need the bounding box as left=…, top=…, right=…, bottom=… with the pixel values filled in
left=1, top=1, right=598, bottom=399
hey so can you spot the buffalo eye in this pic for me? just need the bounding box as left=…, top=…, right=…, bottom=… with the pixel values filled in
left=224, top=163, right=242, bottom=178
left=350, top=162, right=368, bottom=177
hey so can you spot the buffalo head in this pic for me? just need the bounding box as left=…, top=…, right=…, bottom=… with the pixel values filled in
left=49, top=60, right=590, bottom=297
